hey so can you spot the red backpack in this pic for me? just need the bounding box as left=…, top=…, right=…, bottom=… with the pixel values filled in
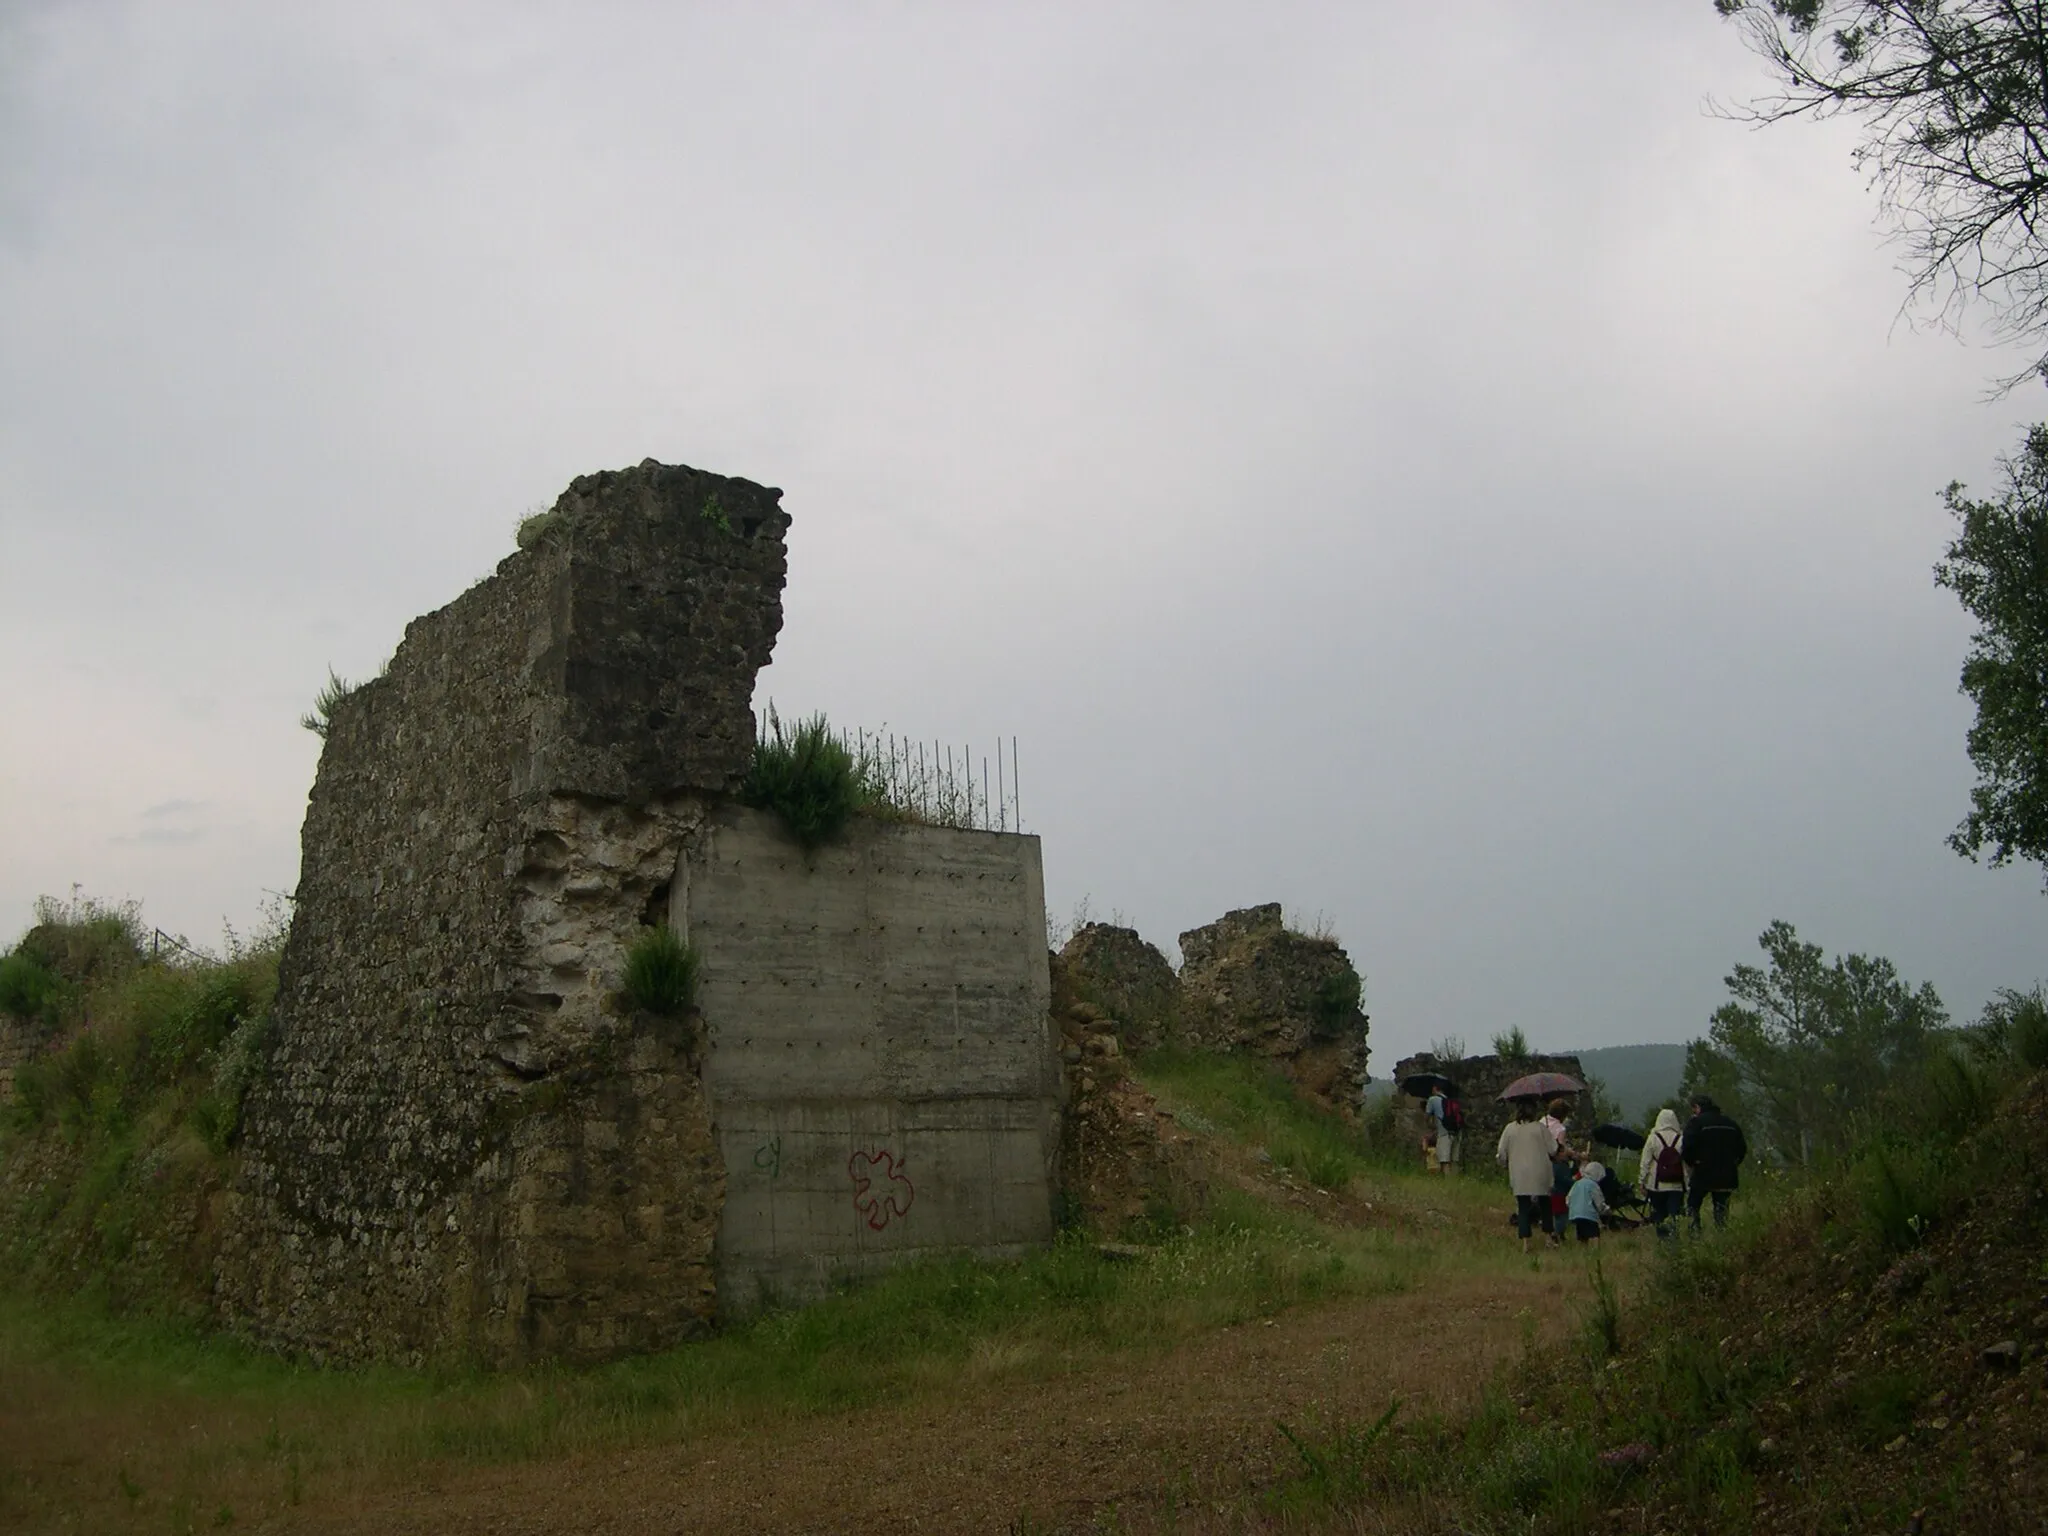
left=1441, top=1097, right=1466, bottom=1133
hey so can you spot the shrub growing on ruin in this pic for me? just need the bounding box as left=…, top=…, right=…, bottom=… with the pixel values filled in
left=1491, top=1025, right=1530, bottom=1059
left=299, top=669, right=358, bottom=739
left=1310, top=967, right=1362, bottom=1032
left=621, top=926, right=699, bottom=1017
left=515, top=508, right=558, bottom=548
left=741, top=707, right=879, bottom=848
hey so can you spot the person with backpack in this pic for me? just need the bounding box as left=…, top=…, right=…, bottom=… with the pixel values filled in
left=1637, top=1106, right=1687, bottom=1240
left=1680, top=1095, right=1749, bottom=1233
left=1424, top=1087, right=1464, bottom=1174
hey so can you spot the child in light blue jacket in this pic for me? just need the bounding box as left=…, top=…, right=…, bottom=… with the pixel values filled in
left=1565, top=1160, right=1609, bottom=1245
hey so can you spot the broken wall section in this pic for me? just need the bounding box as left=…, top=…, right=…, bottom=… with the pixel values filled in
left=1051, top=904, right=1370, bottom=1136
left=1175, top=903, right=1370, bottom=1109
left=220, top=460, right=789, bottom=1366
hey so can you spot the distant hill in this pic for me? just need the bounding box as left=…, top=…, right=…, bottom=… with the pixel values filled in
left=1566, top=1042, right=1689, bottom=1124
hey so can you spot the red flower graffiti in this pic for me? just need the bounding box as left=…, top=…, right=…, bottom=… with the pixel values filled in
left=848, top=1149, right=915, bottom=1231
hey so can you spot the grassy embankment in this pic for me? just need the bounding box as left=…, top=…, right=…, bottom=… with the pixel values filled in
left=0, top=901, right=276, bottom=1319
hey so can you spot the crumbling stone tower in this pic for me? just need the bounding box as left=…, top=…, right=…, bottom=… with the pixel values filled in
left=219, top=461, right=790, bottom=1365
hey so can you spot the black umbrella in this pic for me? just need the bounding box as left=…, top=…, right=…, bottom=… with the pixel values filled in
left=1401, top=1072, right=1461, bottom=1099
left=1592, top=1122, right=1646, bottom=1151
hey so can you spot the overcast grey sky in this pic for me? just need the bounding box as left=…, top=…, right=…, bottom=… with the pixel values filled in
left=3, top=2, right=2042, bottom=1068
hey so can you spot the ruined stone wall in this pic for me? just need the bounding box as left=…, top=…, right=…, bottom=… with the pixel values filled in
left=687, top=805, right=1058, bottom=1310
left=1387, top=1051, right=1587, bottom=1163
left=1055, top=923, right=1180, bottom=1053
left=1176, top=904, right=1370, bottom=1110
left=219, top=460, right=789, bottom=1366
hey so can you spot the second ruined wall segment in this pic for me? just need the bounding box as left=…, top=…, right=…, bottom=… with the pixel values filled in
left=219, top=461, right=789, bottom=1365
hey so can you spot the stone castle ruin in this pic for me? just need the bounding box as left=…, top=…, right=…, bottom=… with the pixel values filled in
left=218, top=460, right=1058, bottom=1365
left=1386, top=1049, right=1587, bottom=1158
left=1055, top=904, right=1370, bottom=1110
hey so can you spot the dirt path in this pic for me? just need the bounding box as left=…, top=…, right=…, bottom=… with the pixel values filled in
left=279, top=1266, right=1581, bottom=1535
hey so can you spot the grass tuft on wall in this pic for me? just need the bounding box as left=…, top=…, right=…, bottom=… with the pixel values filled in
left=619, top=927, right=698, bottom=1018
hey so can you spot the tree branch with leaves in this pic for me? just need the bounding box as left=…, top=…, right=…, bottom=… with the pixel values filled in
left=1715, top=1, right=2048, bottom=386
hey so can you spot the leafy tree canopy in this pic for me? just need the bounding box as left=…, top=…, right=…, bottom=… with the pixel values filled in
left=1935, top=426, right=2048, bottom=876
left=1683, top=920, right=1946, bottom=1161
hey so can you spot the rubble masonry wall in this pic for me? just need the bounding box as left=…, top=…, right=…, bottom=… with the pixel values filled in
left=218, top=461, right=789, bottom=1366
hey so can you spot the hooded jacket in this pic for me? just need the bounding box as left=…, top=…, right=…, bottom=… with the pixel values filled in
left=1638, top=1108, right=1685, bottom=1194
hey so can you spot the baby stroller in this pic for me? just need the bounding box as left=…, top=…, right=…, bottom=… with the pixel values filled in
left=1590, top=1124, right=1652, bottom=1230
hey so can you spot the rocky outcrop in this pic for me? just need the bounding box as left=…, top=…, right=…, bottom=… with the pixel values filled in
left=1056, top=923, right=1180, bottom=1053
left=1176, top=904, right=1369, bottom=1111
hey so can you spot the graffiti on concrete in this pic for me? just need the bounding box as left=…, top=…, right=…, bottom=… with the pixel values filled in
left=848, top=1149, right=915, bottom=1231
left=751, top=1135, right=782, bottom=1179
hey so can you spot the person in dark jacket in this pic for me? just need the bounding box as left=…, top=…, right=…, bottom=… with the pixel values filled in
left=1680, top=1095, right=1748, bottom=1233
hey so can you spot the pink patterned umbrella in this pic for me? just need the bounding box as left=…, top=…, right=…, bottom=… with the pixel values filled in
left=1497, top=1071, right=1584, bottom=1102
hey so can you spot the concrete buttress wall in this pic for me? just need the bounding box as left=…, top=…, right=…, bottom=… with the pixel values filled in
left=686, top=805, right=1059, bottom=1309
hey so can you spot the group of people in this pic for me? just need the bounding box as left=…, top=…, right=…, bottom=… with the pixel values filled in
left=1419, top=1085, right=1749, bottom=1251
left=1489, top=1093, right=1749, bottom=1251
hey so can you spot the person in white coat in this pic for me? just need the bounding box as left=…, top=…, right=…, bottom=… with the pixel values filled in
left=1637, top=1106, right=1686, bottom=1241
left=1497, top=1097, right=1561, bottom=1253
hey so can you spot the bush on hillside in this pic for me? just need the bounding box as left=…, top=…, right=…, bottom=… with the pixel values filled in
left=8, top=895, right=145, bottom=1000
left=741, top=707, right=881, bottom=848
left=9, top=946, right=277, bottom=1143
left=0, top=951, right=65, bottom=1024
left=1973, top=983, right=2048, bottom=1071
